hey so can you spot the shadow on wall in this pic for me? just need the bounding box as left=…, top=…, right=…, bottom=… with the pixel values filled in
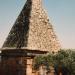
left=3, top=0, right=32, bottom=48
left=0, top=57, right=26, bottom=75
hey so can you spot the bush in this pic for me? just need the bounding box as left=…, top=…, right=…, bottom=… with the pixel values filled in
left=33, top=49, right=75, bottom=75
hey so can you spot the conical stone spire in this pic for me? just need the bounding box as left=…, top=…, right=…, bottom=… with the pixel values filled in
left=3, top=0, right=61, bottom=52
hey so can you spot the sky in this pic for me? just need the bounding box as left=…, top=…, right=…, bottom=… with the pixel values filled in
left=0, top=0, right=75, bottom=49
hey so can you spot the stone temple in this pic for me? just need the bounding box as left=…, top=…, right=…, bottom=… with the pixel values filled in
left=0, top=0, right=61, bottom=75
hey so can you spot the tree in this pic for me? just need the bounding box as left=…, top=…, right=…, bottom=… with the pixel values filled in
left=33, top=49, right=75, bottom=75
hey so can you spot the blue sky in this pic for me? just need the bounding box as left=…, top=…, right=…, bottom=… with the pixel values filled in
left=0, top=0, right=75, bottom=49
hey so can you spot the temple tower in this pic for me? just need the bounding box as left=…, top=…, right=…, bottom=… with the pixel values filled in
left=3, top=0, right=60, bottom=52
left=0, top=0, right=61, bottom=75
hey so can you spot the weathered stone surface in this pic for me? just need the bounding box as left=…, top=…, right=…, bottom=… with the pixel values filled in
left=2, top=0, right=61, bottom=52
left=26, top=59, right=33, bottom=75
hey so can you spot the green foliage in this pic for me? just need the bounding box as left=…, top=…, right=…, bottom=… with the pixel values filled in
left=33, top=49, right=75, bottom=75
